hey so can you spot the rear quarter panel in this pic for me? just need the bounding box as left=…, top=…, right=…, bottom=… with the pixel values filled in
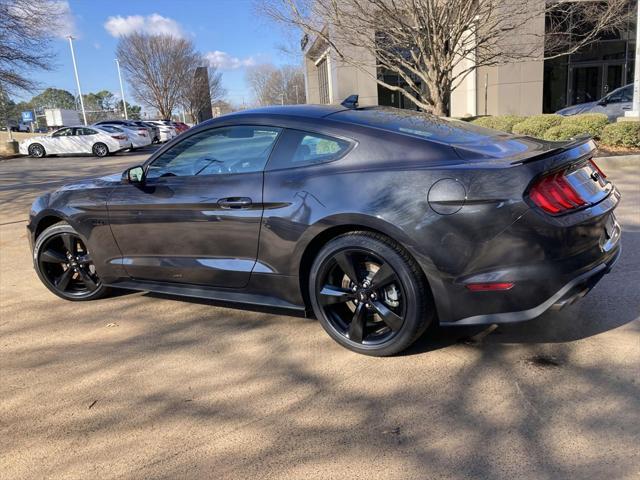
left=259, top=126, right=534, bottom=320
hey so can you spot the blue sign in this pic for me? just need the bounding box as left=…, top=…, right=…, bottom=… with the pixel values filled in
left=21, top=111, right=35, bottom=123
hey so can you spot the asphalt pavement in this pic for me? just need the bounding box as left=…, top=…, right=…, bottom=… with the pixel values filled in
left=0, top=150, right=638, bottom=479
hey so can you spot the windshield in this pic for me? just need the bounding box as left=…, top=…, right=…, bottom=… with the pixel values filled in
left=98, top=125, right=123, bottom=133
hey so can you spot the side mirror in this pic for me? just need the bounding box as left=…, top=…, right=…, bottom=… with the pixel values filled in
left=122, top=165, right=145, bottom=184
left=597, top=99, right=607, bottom=106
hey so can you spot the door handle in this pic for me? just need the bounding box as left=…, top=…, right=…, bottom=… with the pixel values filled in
left=622, top=106, right=631, bottom=110
left=217, top=197, right=252, bottom=209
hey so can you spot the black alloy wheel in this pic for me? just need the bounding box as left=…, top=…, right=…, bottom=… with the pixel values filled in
left=28, top=143, right=45, bottom=158
left=92, top=142, right=109, bottom=157
left=310, top=232, right=433, bottom=356
left=34, top=223, right=110, bottom=301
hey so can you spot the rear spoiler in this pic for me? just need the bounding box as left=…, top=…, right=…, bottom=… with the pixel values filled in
left=510, top=137, right=596, bottom=166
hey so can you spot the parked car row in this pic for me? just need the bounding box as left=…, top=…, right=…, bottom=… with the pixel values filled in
left=18, top=126, right=130, bottom=158
left=18, top=119, right=190, bottom=158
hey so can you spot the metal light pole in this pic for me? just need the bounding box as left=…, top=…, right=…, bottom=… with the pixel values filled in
left=625, top=1, right=640, bottom=119
left=67, top=36, right=87, bottom=125
left=114, top=58, right=128, bottom=120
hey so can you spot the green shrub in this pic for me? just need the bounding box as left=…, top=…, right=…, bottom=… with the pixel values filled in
left=470, top=116, right=497, bottom=129
left=560, top=113, right=609, bottom=139
left=599, top=122, right=640, bottom=148
left=543, top=124, right=590, bottom=141
left=471, top=115, right=525, bottom=133
left=511, top=114, right=563, bottom=138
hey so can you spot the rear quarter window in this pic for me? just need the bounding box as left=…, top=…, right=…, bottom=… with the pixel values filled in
left=267, top=129, right=353, bottom=170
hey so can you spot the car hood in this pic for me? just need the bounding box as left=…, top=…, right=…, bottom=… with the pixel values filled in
left=556, top=102, right=597, bottom=116
left=56, top=172, right=122, bottom=192
left=20, top=135, right=49, bottom=144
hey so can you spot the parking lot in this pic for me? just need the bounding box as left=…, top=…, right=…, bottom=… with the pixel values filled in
left=1, top=151, right=638, bottom=479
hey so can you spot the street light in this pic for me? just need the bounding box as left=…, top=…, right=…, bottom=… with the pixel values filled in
left=114, top=58, right=128, bottom=120
left=624, top=1, right=640, bottom=119
left=66, top=36, right=87, bottom=125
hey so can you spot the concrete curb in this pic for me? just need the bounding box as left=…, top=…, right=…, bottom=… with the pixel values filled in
left=0, top=154, right=22, bottom=161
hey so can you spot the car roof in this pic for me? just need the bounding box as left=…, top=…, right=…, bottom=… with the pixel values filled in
left=223, top=104, right=348, bottom=120
left=608, top=83, right=633, bottom=95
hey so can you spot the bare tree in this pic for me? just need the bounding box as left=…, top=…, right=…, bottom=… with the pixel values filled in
left=246, top=64, right=306, bottom=105
left=0, top=0, right=68, bottom=93
left=116, top=33, right=201, bottom=118
left=261, top=0, right=632, bottom=116
left=181, top=63, right=226, bottom=123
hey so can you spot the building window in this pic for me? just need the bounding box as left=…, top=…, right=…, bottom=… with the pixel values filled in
left=317, top=58, right=330, bottom=104
left=542, top=0, right=637, bottom=112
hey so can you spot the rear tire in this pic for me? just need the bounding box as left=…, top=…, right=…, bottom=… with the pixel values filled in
left=309, top=231, right=433, bottom=356
left=92, top=143, right=109, bottom=157
left=28, top=143, right=46, bottom=158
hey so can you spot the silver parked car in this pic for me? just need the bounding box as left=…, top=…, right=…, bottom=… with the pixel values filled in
left=556, top=83, right=633, bottom=121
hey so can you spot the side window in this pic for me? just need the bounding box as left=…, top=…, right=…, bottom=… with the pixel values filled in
left=146, top=125, right=281, bottom=179
left=53, top=128, right=73, bottom=137
left=607, top=90, right=624, bottom=103
left=606, top=86, right=633, bottom=104
left=267, top=129, right=352, bottom=170
left=76, top=128, right=97, bottom=136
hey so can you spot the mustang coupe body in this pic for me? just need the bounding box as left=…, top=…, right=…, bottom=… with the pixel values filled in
left=27, top=103, right=621, bottom=355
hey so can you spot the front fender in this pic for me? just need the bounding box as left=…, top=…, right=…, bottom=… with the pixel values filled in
left=27, top=186, right=125, bottom=283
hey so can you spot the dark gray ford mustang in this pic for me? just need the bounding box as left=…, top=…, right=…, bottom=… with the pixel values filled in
left=28, top=102, right=621, bottom=356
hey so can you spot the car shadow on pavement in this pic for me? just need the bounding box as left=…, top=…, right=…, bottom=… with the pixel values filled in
left=143, top=291, right=310, bottom=319
left=2, top=230, right=638, bottom=479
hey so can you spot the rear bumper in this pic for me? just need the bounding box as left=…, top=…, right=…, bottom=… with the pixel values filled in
left=442, top=245, right=620, bottom=326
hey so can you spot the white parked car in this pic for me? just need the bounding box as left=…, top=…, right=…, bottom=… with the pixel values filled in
left=95, top=122, right=152, bottom=150
left=146, top=120, right=178, bottom=142
left=19, top=126, right=130, bottom=158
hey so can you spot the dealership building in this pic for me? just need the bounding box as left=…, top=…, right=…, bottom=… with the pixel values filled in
left=302, top=3, right=637, bottom=117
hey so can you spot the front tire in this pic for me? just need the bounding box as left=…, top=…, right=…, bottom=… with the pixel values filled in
left=309, top=232, right=433, bottom=356
left=34, top=222, right=111, bottom=301
left=28, top=143, right=46, bottom=158
left=92, top=142, right=109, bottom=157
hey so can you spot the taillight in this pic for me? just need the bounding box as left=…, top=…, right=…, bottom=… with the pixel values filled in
left=111, top=134, right=126, bottom=140
left=529, top=169, right=587, bottom=215
left=138, top=129, right=147, bottom=136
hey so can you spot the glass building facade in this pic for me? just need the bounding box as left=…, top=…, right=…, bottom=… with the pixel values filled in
left=543, top=2, right=637, bottom=112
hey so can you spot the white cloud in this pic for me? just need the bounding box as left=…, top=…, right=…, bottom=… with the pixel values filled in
left=104, top=13, right=184, bottom=38
left=14, top=0, right=78, bottom=38
left=205, top=51, right=256, bottom=71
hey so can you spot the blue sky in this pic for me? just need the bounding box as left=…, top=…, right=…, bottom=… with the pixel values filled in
left=19, top=0, right=297, bottom=108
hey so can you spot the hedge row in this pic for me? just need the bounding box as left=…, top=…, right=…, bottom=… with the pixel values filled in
left=470, top=113, right=640, bottom=148
left=470, top=115, right=525, bottom=133
left=600, top=122, right=640, bottom=148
